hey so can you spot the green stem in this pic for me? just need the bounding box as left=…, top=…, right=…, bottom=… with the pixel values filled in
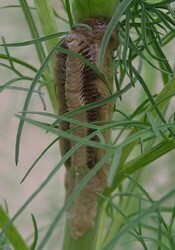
left=19, top=0, right=46, bottom=64
left=0, top=206, right=28, bottom=250
left=34, top=0, right=58, bottom=52
left=34, top=0, right=58, bottom=112
left=104, top=138, right=175, bottom=242
left=20, top=0, right=58, bottom=112
left=62, top=199, right=105, bottom=250
left=72, top=0, right=120, bottom=22
left=110, top=139, right=175, bottom=193
left=119, top=76, right=175, bottom=167
left=119, top=139, right=175, bottom=180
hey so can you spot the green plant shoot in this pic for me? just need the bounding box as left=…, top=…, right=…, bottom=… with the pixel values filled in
left=72, top=0, right=120, bottom=21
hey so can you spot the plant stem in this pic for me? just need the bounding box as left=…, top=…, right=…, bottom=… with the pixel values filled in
left=34, top=0, right=58, bottom=52
left=0, top=206, right=28, bottom=250
left=119, top=76, right=175, bottom=167
left=34, top=0, right=58, bottom=112
left=19, top=0, right=46, bottom=64
left=62, top=199, right=105, bottom=250
left=72, top=0, right=120, bottom=21
left=19, top=0, right=57, bottom=112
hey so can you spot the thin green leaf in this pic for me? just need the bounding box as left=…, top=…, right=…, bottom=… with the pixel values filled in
left=0, top=53, right=38, bottom=73
left=116, top=139, right=175, bottom=185
left=0, top=33, right=67, bottom=48
left=153, top=8, right=175, bottom=31
left=15, top=40, right=63, bottom=165
left=107, top=148, right=122, bottom=187
left=20, top=110, right=149, bottom=132
left=55, top=81, right=133, bottom=119
left=53, top=9, right=68, bottom=23
left=0, top=206, right=28, bottom=250
left=117, top=77, right=175, bottom=167
left=2, top=86, right=44, bottom=95
left=168, top=4, right=175, bottom=21
left=1, top=37, right=23, bottom=77
left=30, top=214, right=38, bottom=250
left=98, top=0, right=132, bottom=69
left=146, top=0, right=175, bottom=8
left=132, top=67, right=175, bottom=137
left=16, top=115, right=112, bottom=150
left=168, top=204, right=175, bottom=235
left=161, top=31, right=175, bottom=46
left=20, top=138, right=59, bottom=183
left=146, top=112, right=162, bottom=139
left=148, top=30, right=174, bottom=83
left=65, top=0, right=74, bottom=28
left=0, top=4, right=35, bottom=10
left=103, top=188, right=175, bottom=250
left=19, top=0, right=46, bottom=64
left=141, top=5, right=167, bottom=62
left=58, top=47, right=106, bottom=83
left=121, top=9, right=130, bottom=77
left=0, top=77, right=37, bottom=93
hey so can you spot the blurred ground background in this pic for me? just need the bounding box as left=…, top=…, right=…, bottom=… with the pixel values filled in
left=0, top=1, right=175, bottom=249
left=0, top=0, right=67, bottom=248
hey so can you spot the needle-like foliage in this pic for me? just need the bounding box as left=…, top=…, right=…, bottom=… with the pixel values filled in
left=0, top=0, right=175, bottom=249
